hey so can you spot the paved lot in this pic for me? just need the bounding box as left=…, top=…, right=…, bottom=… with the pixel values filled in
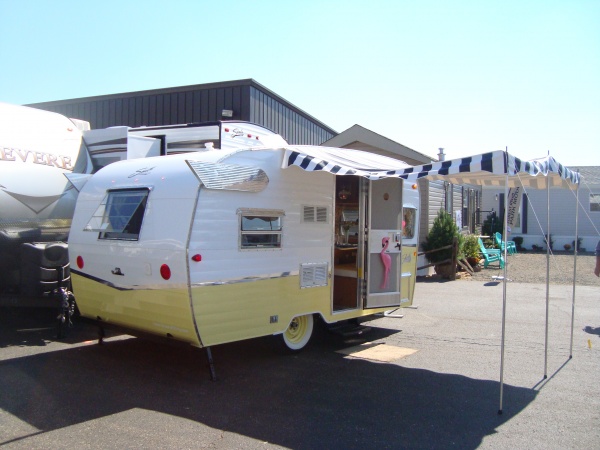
left=0, top=278, right=598, bottom=449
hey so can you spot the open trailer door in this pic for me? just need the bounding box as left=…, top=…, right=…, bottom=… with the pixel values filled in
left=364, top=177, right=403, bottom=309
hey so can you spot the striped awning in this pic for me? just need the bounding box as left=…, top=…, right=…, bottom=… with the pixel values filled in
left=283, top=147, right=579, bottom=188
left=395, top=151, right=580, bottom=188
left=282, top=146, right=411, bottom=180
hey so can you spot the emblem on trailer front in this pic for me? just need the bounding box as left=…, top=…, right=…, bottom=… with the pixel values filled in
left=128, top=167, right=156, bottom=178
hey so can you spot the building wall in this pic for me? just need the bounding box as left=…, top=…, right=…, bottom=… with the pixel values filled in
left=482, top=183, right=599, bottom=251
left=249, top=86, right=333, bottom=145
left=27, top=79, right=336, bottom=146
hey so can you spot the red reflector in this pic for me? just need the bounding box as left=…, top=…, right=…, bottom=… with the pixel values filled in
left=247, top=134, right=252, bottom=138
left=256, top=136, right=259, bottom=140
left=191, top=254, right=202, bottom=262
left=224, top=128, right=229, bottom=132
left=160, top=264, right=171, bottom=280
left=76, top=256, right=84, bottom=269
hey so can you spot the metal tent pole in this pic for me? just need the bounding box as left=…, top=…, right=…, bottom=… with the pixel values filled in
left=498, top=149, right=510, bottom=415
left=544, top=162, right=551, bottom=379
left=569, top=173, right=580, bottom=358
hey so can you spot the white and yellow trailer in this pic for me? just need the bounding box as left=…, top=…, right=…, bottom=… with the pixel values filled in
left=68, top=142, right=419, bottom=369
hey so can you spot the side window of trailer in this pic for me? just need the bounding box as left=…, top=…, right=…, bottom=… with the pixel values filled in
left=403, top=207, right=417, bottom=239
left=84, top=188, right=150, bottom=240
left=238, top=208, right=284, bottom=249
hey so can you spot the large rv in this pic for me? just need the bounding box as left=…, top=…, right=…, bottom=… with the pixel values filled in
left=0, top=103, right=92, bottom=304
left=68, top=137, right=420, bottom=355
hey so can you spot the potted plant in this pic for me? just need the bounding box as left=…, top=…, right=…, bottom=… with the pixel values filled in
left=422, top=209, right=464, bottom=278
left=461, top=234, right=481, bottom=268
left=513, top=236, right=524, bottom=251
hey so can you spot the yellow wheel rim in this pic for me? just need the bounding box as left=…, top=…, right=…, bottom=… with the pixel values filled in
left=283, top=314, right=313, bottom=350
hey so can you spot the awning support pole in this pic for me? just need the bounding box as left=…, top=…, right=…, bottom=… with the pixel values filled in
left=544, top=165, right=551, bottom=379
left=569, top=173, right=580, bottom=358
left=498, top=149, right=510, bottom=415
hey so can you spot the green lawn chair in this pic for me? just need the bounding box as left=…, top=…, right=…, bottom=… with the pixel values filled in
left=494, top=232, right=517, bottom=255
left=478, top=238, right=505, bottom=268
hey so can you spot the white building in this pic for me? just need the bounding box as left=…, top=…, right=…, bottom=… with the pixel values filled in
left=481, top=166, right=600, bottom=251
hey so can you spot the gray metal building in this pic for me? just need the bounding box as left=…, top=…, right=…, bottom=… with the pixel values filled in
left=27, top=79, right=336, bottom=146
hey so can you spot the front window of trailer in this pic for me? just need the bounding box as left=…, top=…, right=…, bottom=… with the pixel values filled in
left=84, top=188, right=150, bottom=240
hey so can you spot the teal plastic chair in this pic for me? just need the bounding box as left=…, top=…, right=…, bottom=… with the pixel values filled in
left=478, top=238, right=505, bottom=268
left=494, top=232, right=517, bottom=255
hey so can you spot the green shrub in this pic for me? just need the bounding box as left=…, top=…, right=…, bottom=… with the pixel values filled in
left=482, top=211, right=503, bottom=236
left=422, top=209, right=463, bottom=264
left=461, top=234, right=480, bottom=259
left=513, top=236, right=524, bottom=249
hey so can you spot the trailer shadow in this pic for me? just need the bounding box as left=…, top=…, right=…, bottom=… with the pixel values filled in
left=0, top=323, right=537, bottom=449
left=0, top=307, right=102, bottom=348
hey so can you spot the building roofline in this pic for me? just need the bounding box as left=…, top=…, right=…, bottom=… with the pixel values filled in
left=26, top=78, right=337, bottom=135
left=322, top=123, right=434, bottom=163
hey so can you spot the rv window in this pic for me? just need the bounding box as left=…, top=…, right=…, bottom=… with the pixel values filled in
left=403, top=207, right=417, bottom=239
left=590, top=193, right=600, bottom=212
left=85, top=188, right=149, bottom=240
left=239, top=213, right=283, bottom=249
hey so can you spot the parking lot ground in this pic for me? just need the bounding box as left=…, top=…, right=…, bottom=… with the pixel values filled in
left=1, top=279, right=598, bottom=449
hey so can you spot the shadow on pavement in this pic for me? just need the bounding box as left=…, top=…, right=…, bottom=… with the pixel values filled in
left=583, top=326, right=600, bottom=337
left=0, top=317, right=537, bottom=449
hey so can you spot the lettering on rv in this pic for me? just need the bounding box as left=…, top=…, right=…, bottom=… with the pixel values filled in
left=230, top=128, right=244, bottom=138
left=0, top=146, right=73, bottom=170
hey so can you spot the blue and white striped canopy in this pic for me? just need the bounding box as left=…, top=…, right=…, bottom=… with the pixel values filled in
left=282, top=147, right=580, bottom=188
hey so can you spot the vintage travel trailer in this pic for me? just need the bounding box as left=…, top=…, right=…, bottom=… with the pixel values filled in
left=0, top=106, right=293, bottom=306
left=68, top=137, right=420, bottom=355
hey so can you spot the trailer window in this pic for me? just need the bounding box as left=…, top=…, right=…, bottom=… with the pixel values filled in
left=403, top=207, right=416, bottom=239
left=84, top=188, right=150, bottom=240
left=238, top=209, right=284, bottom=249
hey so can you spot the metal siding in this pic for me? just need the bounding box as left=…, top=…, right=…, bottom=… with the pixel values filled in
left=142, top=96, right=149, bottom=126
left=216, top=88, right=224, bottom=120
left=200, top=90, right=209, bottom=122
left=178, top=92, right=186, bottom=123
left=185, top=91, right=193, bottom=122
left=208, top=90, right=217, bottom=121
left=192, top=91, right=201, bottom=122
left=127, top=97, right=134, bottom=126
left=239, top=85, right=250, bottom=121
left=115, top=99, right=122, bottom=125
left=26, top=81, right=335, bottom=144
left=428, top=180, right=446, bottom=230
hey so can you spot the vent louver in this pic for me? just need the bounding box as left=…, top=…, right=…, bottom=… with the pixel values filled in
left=302, top=206, right=328, bottom=223
left=300, top=263, right=328, bottom=288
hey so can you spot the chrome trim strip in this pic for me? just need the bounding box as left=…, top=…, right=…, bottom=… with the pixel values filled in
left=191, top=271, right=298, bottom=288
left=71, top=269, right=187, bottom=291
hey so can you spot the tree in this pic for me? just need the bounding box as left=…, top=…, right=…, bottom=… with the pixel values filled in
left=422, top=209, right=463, bottom=265
left=482, top=211, right=503, bottom=237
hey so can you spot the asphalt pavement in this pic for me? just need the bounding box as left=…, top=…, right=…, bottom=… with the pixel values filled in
left=0, top=278, right=598, bottom=449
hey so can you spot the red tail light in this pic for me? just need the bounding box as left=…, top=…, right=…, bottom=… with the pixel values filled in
left=160, top=264, right=171, bottom=280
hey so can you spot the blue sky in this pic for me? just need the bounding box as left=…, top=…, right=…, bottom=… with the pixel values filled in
left=1, top=0, right=598, bottom=166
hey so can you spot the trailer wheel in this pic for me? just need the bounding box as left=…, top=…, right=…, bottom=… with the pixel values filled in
left=281, top=314, right=314, bottom=352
